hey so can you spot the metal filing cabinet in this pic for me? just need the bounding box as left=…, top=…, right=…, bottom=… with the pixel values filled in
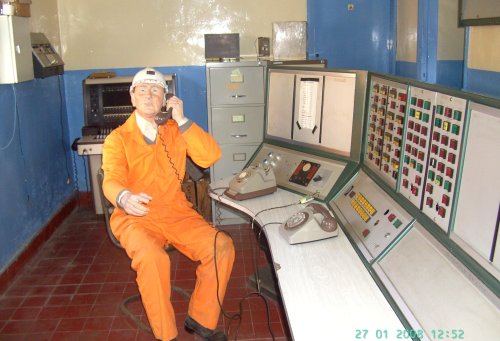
left=206, top=61, right=266, bottom=224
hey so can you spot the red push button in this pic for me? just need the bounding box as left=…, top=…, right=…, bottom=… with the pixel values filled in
left=426, top=196, right=433, bottom=207
left=446, top=167, right=454, bottom=178
left=442, top=194, right=450, bottom=206
left=426, top=183, right=433, bottom=194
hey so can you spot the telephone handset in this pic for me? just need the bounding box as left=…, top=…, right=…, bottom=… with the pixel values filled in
left=154, top=93, right=174, bottom=126
left=154, top=107, right=172, bottom=126
left=155, top=94, right=204, bottom=181
left=280, top=203, right=338, bottom=244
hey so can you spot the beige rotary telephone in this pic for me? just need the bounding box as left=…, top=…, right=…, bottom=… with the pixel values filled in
left=280, top=203, right=338, bottom=244
left=224, top=165, right=277, bottom=200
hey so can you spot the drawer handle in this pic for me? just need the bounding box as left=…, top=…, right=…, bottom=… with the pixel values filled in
left=231, top=134, right=248, bottom=138
left=231, top=94, right=246, bottom=98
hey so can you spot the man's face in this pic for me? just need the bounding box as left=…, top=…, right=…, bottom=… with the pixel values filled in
left=130, top=83, right=165, bottom=121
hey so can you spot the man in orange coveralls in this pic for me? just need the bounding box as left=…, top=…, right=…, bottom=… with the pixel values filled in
left=102, top=67, right=234, bottom=341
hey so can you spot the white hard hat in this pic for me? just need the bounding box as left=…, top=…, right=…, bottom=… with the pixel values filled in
left=130, top=67, right=166, bottom=91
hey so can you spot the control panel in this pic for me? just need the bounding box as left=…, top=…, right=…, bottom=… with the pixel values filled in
left=364, top=76, right=468, bottom=233
left=253, top=68, right=500, bottom=340
left=399, top=86, right=436, bottom=208
left=331, top=170, right=414, bottom=262
left=248, top=143, right=349, bottom=200
left=419, top=92, right=466, bottom=231
left=399, top=87, right=467, bottom=231
left=365, top=77, right=407, bottom=189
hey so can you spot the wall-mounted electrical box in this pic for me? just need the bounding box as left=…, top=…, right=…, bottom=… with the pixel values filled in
left=257, top=37, right=270, bottom=57
left=0, top=15, right=34, bottom=84
left=31, top=32, right=64, bottom=78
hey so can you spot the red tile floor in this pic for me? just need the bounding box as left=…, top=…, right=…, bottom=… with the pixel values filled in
left=0, top=207, right=292, bottom=341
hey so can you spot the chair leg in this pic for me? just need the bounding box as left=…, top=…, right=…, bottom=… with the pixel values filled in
left=120, top=294, right=152, bottom=333
left=120, top=287, right=191, bottom=334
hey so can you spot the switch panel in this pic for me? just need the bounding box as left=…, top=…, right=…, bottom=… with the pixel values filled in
left=399, top=87, right=435, bottom=209
left=365, top=82, right=468, bottom=233
left=421, top=93, right=467, bottom=231
left=331, top=170, right=414, bottom=262
left=365, top=77, right=407, bottom=189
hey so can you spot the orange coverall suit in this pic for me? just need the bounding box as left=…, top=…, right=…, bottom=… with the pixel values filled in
left=102, top=113, right=235, bottom=340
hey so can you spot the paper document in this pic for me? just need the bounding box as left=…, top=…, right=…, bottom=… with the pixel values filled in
left=298, top=78, right=319, bottom=130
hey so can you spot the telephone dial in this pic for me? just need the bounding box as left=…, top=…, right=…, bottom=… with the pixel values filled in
left=224, top=165, right=277, bottom=200
left=280, top=203, right=338, bottom=244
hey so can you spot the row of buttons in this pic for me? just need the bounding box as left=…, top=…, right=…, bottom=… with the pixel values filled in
left=436, top=105, right=462, bottom=121
left=351, top=198, right=371, bottom=222
left=355, top=192, right=377, bottom=216
left=411, top=97, right=432, bottom=110
left=434, top=118, right=460, bottom=135
left=409, top=108, right=430, bottom=122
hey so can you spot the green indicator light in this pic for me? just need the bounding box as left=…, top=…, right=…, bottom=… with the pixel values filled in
left=428, top=170, right=435, bottom=180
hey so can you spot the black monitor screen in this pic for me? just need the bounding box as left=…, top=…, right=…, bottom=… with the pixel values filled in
left=204, top=33, right=240, bottom=59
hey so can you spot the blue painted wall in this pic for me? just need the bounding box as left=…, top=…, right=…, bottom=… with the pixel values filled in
left=463, top=68, right=500, bottom=99
left=0, top=77, right=75, bottom=272
left=396, top=60, right=465, bottom=90
left=396, top=61, right=418, bottom=80
left=436, top=61, right=464, bottom=89
left=307, top=0, right=394, bottom=73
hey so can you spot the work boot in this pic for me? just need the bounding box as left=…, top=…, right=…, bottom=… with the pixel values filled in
left=184, top=315, right=227, bottom=341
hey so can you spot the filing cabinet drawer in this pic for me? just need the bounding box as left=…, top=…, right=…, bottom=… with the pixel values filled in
left=212, top=144, right=259, bottom=181
left=211, top=106, right=264, bottom=144
left=209, top=66, right=264, bottom=106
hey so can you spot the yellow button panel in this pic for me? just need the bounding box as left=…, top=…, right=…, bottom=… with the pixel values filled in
left=351, top=198, right=370, bottom=222
left=355, top=192, right=377, bottom=216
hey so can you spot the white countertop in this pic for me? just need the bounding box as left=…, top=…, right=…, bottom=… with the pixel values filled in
left=210, top=178, right=405, bottom=340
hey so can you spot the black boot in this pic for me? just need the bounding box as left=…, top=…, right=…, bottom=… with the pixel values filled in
left=184, top=315, right=227, bottom=341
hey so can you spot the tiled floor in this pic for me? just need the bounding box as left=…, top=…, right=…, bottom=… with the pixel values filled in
left=0, top=207, right=291, bottom=341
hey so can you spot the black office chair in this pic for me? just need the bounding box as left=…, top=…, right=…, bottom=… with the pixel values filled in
left=96, top=168, right=190, bottom=334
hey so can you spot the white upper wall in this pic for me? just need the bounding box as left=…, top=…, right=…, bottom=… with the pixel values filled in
left=29, top=0, right=500, bottom=73
left=30, top=0, right=61, bottom=54
left=468, top=26, right=500, bottom=72
left=396, top=0, right=418, bottom=62
left=438, top=0, right=464, bottom=60
left=30, top=0, right=306, bottom=70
